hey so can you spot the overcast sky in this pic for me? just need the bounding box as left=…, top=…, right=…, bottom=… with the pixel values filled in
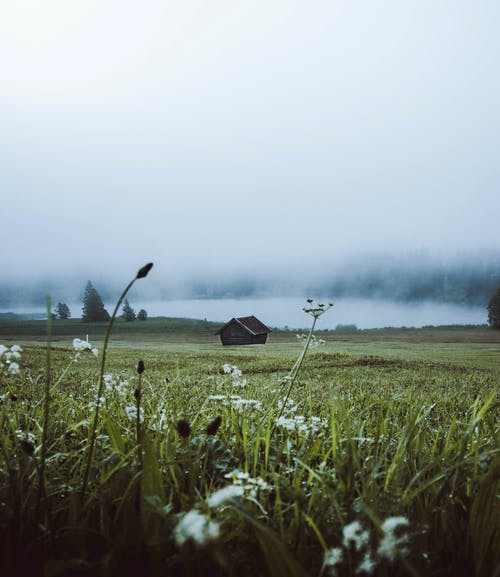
left=1, top=0, right=499, bottom=286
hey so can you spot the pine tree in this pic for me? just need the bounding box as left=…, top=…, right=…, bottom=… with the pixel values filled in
left=121, top=299, right=136, bottom=322
left=137, top=308, right=148, bottom=321
left=81, top=281, right=110, bottom=322
left=487, top=287, right=500, bottom=329
left=55, top=302, right=71, bottom=320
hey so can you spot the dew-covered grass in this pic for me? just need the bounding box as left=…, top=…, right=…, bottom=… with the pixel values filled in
left=0, top=325, right=499, bottom=576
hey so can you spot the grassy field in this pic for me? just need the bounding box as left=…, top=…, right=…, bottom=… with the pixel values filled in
left=0, top=317, right=499, bottom=576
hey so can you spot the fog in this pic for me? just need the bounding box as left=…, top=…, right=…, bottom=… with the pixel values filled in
left=1, top=1, right=499, bottom=305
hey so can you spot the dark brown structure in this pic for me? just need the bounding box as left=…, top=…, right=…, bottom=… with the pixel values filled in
left=216, top=315, right=272, bottom=346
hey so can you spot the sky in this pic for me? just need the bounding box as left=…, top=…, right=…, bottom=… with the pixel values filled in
left=1, top=0, right=500, bottom=288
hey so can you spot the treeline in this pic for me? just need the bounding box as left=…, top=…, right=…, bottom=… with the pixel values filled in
left=0, top=254, right=498, bottom=307
left=186, top=259, right=499, bottom=305
left=322, top=261, right=499, bottom=305
left=51, top=282, right=148, bottom=322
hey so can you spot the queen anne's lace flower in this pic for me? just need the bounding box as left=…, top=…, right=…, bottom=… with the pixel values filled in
left=73, top=338, right=98, bottom=357
left=377, top=516, right=410, bottom=561
left=174, top=510, right=220, bottom=547
left=323, top=547, right=343, bottom=575
left=343, top=520, right=370, bottom=551
left=207, top=485, right=245, bottom=508
left=0, top=344, right=23, bottom=375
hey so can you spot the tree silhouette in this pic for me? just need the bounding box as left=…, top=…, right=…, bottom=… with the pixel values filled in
left=487, top=287, right=500, bottom=329
left=137, top=308, right=148, bottom=321
left=81, top=281, right=110, bottom=322
left=55, top=302, right=71, bottom=320
left=121, top=299, right=136, bottom=322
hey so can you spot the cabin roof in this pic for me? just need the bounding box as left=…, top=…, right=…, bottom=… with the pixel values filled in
left=216, top=315, right=272, bottom=335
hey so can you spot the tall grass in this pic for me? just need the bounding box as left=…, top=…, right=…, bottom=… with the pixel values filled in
left=0, top=283, right=498, bottom=576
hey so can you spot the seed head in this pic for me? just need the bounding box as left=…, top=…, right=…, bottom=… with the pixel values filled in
left=134, top=388, right=141, bottom=400
left=20, top=439, right=35, bottom=456
left=177, top=419, right=192, bottom=438
left=206, top=415, right=222, bottom=436
left=137, top=360, right=145, bottom=374
left=136, top=262, right=153, bottom=279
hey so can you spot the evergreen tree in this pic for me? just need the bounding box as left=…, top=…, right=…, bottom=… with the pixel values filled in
left=81, top=281, right=110, bottom=322
left=487, top=287, right=500, bottom=329
left=55, top=302, right=71, bottom=320
left=121, top=299, right=136, bottom=322
left=137, top=308, right=148, bottom=321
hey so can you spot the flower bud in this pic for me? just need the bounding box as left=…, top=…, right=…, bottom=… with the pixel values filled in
left=206, top=416, right=222, bottom=436
left=136, top=262, right=153, bottom=279
left=176, top=419, right=192, bottom=438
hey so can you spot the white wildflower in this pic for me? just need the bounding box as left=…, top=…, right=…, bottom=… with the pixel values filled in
left=231, top=398, right=262, bottom=411
left=343, top=521, right=370, bottom=552
left=224, top=469, right=270, bottom=499
left=124, top=404, right=143, bottom=423
left=277, top=398, right=298, bottom=414
left=16, top=429, right=36, bottom=444
left=377, top=516, right=410, bottom=561
left=357, top=551, right=376, bottom=574
left=323, top=547, right=343, bottom=575
left=174, top=509, right=220, bottom=547
left=207, top=485, right=245, bottom=508
left=208, top=394, right=228, bottom=401
left=275, top=413, right=326, bottom=436
left=0, top=344, right=22, bottom=374
left=73, top=338, right=98, bottom=357
left=232, top=378, right=247, bottom=388
left=8, top=362, right=20, bottom=375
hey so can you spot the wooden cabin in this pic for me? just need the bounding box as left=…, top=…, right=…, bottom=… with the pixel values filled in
left=216, top=315, right=272, bottom=346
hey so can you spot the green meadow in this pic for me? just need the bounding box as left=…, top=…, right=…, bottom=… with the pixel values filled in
left=0, top=317, right=499, bottom=576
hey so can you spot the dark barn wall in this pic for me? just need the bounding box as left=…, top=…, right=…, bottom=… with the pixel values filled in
left=220, top=322, right=252, bottom=345
left=219, top=320, right=269, bottom=345
left=250, top=334, right=267, bottom=345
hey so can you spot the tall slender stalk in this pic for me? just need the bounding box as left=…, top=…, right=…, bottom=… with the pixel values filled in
left=135, top=360, right=145, bottom=470
left=80, top=263, right=153, bottom=503
left=274, top=316, right=317, bottom=424
left=36, top=295, right=52, bottom=523
left=258, top=300, right=333, bottom=431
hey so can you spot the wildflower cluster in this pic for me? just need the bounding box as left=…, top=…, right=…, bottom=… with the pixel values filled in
left=322, top=517, right=411, bottom=576
left=208, top=394, right=262, bottom=412
left=124, top=404, right=144, bottom=423
left=296, top=333, right=326, bottom=348
left=222, top=363, right=247, bottom=387
left=103, top=372, right=130, bottom=399
left=174, top=509, right=220, bottom=548
left=0, top=344, right=22, bottom=375
left=276, top=414, right=326, bottom=435
left=205, top=469, right=271, bottom=512
left=275, top=397, right=327, bottom=436
left=73, top=337, right=98, bottom=359
left=224, top=469, right=270, bottom=498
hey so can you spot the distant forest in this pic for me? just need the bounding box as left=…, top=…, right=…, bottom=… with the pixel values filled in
left=188, top=260, right=499, bottom=305
left=1, top=256, right=497, bottom=309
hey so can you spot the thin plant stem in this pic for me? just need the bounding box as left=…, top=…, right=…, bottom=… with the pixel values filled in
left=36, top=295, right=52, bottom=524
left=256, top=316, right=317, bottom=432
left=256, top=300, right=332, bottom=433
left=136, top=371, right=143, bottom=470
left=80, top=263, right=153, bottom=503
left=274, top=315, right=317, bottom=424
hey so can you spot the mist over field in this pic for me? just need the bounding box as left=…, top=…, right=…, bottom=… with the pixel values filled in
left=0, top=249, right=498, bottom=326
